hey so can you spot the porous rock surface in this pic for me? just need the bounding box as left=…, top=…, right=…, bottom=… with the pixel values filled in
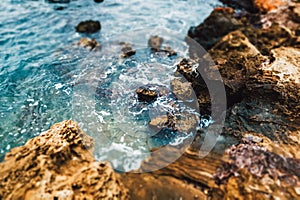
left=0, top=120, right=128, bottom=200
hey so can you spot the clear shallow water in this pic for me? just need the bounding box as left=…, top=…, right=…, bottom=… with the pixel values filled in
left=0, top=0, right=221, bottom=169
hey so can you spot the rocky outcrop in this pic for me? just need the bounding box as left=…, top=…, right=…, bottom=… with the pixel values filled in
left=74, top=38, right=100, bottom=50
left=220, top=0, right=289, bottom=13
left=75, top=20, right=101, bottom=34
left=0, top=120, right=128, bottom=200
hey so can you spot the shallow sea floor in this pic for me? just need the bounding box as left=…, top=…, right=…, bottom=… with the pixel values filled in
left=0, top=0, right=221, bottom=170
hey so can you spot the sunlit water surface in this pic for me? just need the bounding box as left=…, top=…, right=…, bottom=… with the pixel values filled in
left=0, top=0, right=221, bottom=170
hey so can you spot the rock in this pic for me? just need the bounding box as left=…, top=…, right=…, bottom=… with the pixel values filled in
left=0, top=120, right=129, bottom=200
left=220, top=0, right=288, bottom=13
left=136, top=85, right=159, bottom=103
left=260, top=3, right=300, bottom=36
left=74, top=38, right=100, bottom=50
left=94, top=0, right=104, bottom=3
left=148, top=35, right=163, bottom=50
left=187, top=7, right=243, bottom=50
left=119, top=42, right=136, bottom=58
left=46, top=0, right=71, bottom=3
left=75, top=20, right=101, bottom=34
left=171, top=78, right=193, bottom=101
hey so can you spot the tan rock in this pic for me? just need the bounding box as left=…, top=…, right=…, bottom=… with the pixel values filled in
left=0, top=120, right=128, bottom=200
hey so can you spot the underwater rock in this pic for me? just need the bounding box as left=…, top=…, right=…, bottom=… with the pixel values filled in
left=119, top=42, right=136, bottom=58
left=46, top=0, right=71, bottom=3
left=94, top=0, right=104, bottom=3
left=148, top=35, right=163, bottom=51
left=136, top=85, right=159, bottom=103
left=75, top=20, right=101, bottom=34
left=0, top=120, right=129, bottom=200
left=74, top=38, right=100, bottom=50
left=188, top=7, right=243, bottom=50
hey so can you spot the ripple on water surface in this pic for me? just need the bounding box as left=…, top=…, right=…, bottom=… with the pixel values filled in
left=0, top=0, right=221, bottom=170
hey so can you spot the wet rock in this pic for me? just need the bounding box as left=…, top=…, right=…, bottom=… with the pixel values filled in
left=149, top=112, right=199, bottom=134
left=148, top=35, right=163, bottom=51
left=0, top=120, right=129, bottom=200
left=188, top=7, right=243, bottom=50
left=171, top=78, right=193, bottom=101
left=75, top=20, right=101, bottom=34
left=136, top=86, right=159, bottom=103
left=46, top=0, right=71, bottom=3
left=94, top=0, right=104, bottom=3
left=119, top=42, right=136, bottom=58
left=74, top=38, right=100, bottom=50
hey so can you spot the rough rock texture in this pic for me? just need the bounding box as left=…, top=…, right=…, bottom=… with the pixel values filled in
left=75, top=20, right=101, bottom=34
left=0, top=120, right=128, bottom=200
left=188, top=7, right=243, bottom=50
left=119, top=42, right=136, bottom=58
left=220, top=0, right=289, bottom=13
left=148, top=35, right=177, bottom=57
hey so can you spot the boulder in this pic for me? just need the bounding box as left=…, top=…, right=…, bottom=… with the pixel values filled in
left=75, top=20, right=101, bottom=34
left=0, top=120, right=129, bottom=200
left=74, top=38, right=100, bottom=50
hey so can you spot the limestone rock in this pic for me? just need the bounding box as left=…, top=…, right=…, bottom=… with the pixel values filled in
left=0, top=120, right=129, bottom=200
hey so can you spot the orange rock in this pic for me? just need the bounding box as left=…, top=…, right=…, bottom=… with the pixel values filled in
left=254, top=0, right=289, bottom=12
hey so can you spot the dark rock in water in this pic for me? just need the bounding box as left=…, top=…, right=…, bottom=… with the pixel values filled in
left=75, top=20, right=101, bottom=34
left=119, top=42, right=136, bottom=58
left=46, top=0, right=71, bottom=3
left=54, top=6, right=66, bottom=11
left=156, top=46, right=177, bottom=57
left=188, top=7, right=243, bottom=50
left=74, top=38, right=100, bottom=50
left=136, top=86, right=158, bottom=103
left=220, top=0, right=258, bottom=13
left=94, top=0, right=104, bottom=3
left=0, top=120, right=129, bottom=200
left=148, top=35, right=164, bottom=50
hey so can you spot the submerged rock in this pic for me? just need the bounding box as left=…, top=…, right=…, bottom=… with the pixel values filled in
left=94, top=0, right=104, bottom=3
left=119, top=42, right=136, bottom=58
left=46, top=0, right=71, bottom=3
left=0, top=120, right=129, bottom=200
left=75, top=20, right=101, bottom=34
left=74, top=38, right=100, bottom=50
left=148, top=35, right=177, bottom=57
left=136, top=85, right=159, bottom=103
left=148, top=35, right=163, bottom=51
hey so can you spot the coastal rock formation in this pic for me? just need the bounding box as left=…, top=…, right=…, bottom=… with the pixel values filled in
left=220, top=0, right=289, bottom=13
left=0, top=120, right=128, bottom=200
left=75, top=20, right=101, bottom=34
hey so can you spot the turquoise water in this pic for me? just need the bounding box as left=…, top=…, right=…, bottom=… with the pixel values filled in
left=0, top=0, right=221, bottom=169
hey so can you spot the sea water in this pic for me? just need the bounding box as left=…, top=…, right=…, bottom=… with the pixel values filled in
left=0, top=0, right=221, bottom=170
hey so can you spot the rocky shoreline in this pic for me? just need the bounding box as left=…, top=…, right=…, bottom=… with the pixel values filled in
left=1, top=0, right=300, bottom=199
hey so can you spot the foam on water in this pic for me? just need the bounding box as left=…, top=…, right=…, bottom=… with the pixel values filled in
left=0, top=0, right=221, bottom=168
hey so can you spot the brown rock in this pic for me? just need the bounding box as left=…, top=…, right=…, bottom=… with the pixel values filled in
left=0, top=120, right=128, bottom=200
left=148, top=35, right=163, bottom=50
left=136, top=86, right=158, bottom=103
left=75, top=20, right=101, bottom=34
left=75, top=38, right=100, bottom=50
left=187, top=7, right=243, bottom=50
left=119, top=42, right=136, bottom=58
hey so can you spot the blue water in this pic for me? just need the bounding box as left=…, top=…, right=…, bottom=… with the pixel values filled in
left=0, top=0, right=221, bottom=170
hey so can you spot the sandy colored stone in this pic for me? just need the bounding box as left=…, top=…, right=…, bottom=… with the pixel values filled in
left=0, top=120, right=128, bottom=200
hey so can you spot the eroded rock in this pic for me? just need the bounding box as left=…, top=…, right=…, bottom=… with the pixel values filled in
left=136, top=86, right=159, bottom=103
left=74, top=38, right=100, bottom=50
left=120, top=42, right=136, bottom=58
left=75, top=20, right=101, bottom=34
left=0, top=120, right=129, bottom=200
